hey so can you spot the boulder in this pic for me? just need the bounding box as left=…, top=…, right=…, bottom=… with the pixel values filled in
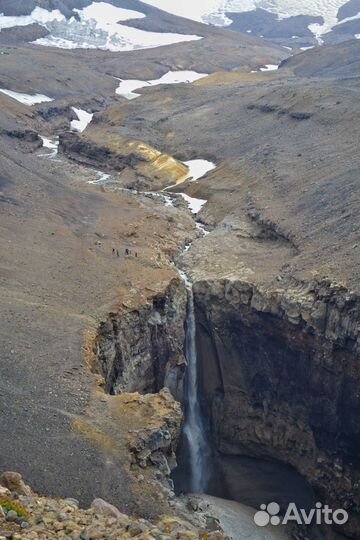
left=0, top=472, right=32, bottom=496
left=90, top=498, right=128, bottom=520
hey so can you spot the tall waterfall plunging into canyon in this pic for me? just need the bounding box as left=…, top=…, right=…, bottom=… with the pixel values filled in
left=182, top=277, right=208, bottom=493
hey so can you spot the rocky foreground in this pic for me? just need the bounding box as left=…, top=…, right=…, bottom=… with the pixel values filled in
left=0, top=472, right=226, bottom=540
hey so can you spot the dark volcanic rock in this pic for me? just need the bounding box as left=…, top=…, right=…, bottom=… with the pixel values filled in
left=193, top=277, right=360, bottom=538
left=0, top=0, right=36, bottom=15
left=59, top=131, right=114, bottom=167
left=93, top=277, right=187, bottom=400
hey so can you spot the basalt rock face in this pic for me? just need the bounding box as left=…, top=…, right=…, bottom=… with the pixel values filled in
left=93, top=277, right=188, bottom=401
left=193, top=278, right=360, bottom=538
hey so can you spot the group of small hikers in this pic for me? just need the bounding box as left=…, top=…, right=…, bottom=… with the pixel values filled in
left=112, top=247, right=137, bottom=258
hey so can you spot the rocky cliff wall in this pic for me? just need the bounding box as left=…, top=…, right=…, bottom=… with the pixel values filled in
left=193, top=277, right=360, bottom=538
left=92, top=277, right=188, bottom=401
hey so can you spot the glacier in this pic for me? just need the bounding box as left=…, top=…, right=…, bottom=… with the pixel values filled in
left=141, top=0, right=357, bottom=40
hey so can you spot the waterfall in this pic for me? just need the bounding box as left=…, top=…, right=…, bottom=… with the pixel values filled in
left=181, top=274, right=208, bottom=493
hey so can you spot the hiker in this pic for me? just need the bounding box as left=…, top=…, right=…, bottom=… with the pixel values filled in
left=135, top=252, right=138, bottom=258
left=125, top=248, right=129, bottom=256
left=112, top=248, right=115, bottom=254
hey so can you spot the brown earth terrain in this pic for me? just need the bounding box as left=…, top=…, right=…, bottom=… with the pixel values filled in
left=57, top=38, right=360, bottom=538
left=0, top=91, right=198, bottom=514
left=0, top=3, right=359, bottom=539
left=0, top=3, right=286, bottom=519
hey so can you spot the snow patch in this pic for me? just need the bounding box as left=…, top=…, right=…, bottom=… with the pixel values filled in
left=0, top=2, right=201, bottom=51
left=116, top=70, right=208, bottom=100
left=76, top=3, right=145, bottom=24
left=138, top=0, right=233, bottom=25
left=175, top=158, right=216, bottom=214
left=141, top=0, right=353, bottom=41
left=71, top=107, right=93, bottom=133
left=0, top=89, right=53, bottom=105
left=184, top=160, right=216, bottom=182
left=36, top=1, right=200, bottom=51
left=179, top=193, right=207, bottom=214
left=116, top=79, right=151, bottom=100
left=260, top=64, right=279, bottom=71
left=0, top=7, right=64, bottom=29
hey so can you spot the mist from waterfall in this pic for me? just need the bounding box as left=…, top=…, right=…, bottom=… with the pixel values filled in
left=182, top=279, right=208, bottom=493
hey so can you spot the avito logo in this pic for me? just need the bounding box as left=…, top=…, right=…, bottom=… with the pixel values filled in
left=254, top=502, right=348, bottom=527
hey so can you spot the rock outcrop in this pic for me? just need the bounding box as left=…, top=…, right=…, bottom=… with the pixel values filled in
left=127, top=389, right=182, bottom=486
left=59, top=131, right=189, bottom=191
left=0, top=473, right=32, bottom=497
left=0, top=23, right=49, bottom=44
left=92, top=277, right=188, bottom=400
left=192, top=276, right=360, bottom=538
left=68, top=385, right=185, bottom=518
left=2, top=128, right=42, bottom=152
left=0, top=472, right=228, bottom=540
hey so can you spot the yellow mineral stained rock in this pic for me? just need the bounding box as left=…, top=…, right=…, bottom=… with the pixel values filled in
left=105, top=134, right=188, bottom=184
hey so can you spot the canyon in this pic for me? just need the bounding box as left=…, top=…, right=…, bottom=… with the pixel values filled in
left=0, top=2, right=359, bottom=539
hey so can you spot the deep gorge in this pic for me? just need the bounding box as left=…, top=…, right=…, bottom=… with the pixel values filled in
left=91, top=272, right=360, bottom=538
left=192, top=278, right=360, bottom=538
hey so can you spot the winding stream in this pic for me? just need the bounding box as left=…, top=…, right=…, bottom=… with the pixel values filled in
left=93, top=155, right=212, bottom=495
left=39, top=136, right=59, bottom=158
left=86, top=151, right=213, bottom=493
left=36, top=101, right=214, bottom=496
